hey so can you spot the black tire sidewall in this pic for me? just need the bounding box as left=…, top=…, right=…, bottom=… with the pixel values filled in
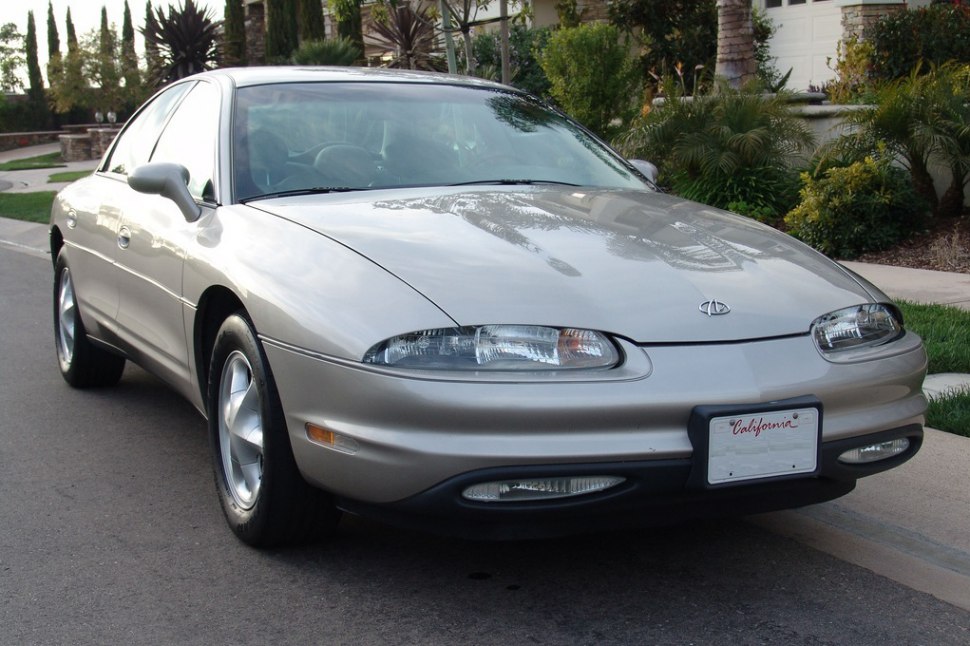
left=207, top=312, right=315, bottom=546
left=53, top=253, right=125, bottom=388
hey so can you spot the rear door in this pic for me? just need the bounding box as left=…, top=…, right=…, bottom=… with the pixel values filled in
left=67, top=82, right=194, bottom=343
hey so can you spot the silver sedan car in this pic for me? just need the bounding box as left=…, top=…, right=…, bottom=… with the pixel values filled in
left=50, top=67, right=927, bottom=546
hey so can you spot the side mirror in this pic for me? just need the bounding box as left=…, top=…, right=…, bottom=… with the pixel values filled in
left=630, top=159, right=659, bottom=185
left=128, top=162, right=202, bottom=222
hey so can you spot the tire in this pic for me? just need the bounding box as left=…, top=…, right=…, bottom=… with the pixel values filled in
left=53, top=253, right=126, bottom=388
left=207, top=312, right=340, bottom=547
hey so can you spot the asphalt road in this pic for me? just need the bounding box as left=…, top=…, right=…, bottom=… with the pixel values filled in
left=2, top=245, right=969, bottom=645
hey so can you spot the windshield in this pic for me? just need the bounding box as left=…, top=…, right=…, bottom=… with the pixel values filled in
left=231, top=81, right=651, bottom=201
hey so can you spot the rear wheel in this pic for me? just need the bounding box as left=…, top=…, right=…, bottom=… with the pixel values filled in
left=53, top=254, right=126, bottom=388
left=208, top=312, right=340, bottom=547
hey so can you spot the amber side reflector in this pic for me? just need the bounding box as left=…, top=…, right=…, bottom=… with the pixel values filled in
left=305, top=423, right=360, bottom=454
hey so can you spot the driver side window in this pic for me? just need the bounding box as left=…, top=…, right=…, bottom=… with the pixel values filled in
left=103, top=82, right=194, bottom=176
left=151, top=81, right=221, bottom=202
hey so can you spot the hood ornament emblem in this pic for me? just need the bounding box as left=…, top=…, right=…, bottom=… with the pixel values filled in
left=699, top=299, right=731, bottom=316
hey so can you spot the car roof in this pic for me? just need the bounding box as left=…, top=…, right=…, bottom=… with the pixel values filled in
left=191, top=66, right=512, bottom=91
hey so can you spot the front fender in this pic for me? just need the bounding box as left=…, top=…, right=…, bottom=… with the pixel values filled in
left=182, top=204, right=456, bottom=361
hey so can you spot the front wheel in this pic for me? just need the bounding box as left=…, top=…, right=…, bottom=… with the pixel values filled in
left=53, top=253, right=126, bottom=388
left=207, top=312, right=340, bottom=547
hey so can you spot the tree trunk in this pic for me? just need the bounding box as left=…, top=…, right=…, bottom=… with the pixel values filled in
left=462, top=28, right=475, bottom=76
left=911, top=161, right=939, bottom=212
left=715, top=0, right=756, bottom=89
left=500, top=0, right=510, bottom=85
left=938, top=165, right=966, bottom=218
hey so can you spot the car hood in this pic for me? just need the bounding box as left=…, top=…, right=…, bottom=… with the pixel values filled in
left=253, top=187, right=875, bottom=343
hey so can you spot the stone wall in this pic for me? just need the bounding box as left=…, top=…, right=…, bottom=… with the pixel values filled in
left=58, top=127, right=122, bottom=162
left=840, top=2, right=906, bottom=41
left=0, top=131, right=63, bottom=153
left=59, top=134, right=92, bottom=162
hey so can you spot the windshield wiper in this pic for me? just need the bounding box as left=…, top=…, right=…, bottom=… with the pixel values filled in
left=447, top=179, right=581, bottom=187
left=240, top=186, right=365, bottom=202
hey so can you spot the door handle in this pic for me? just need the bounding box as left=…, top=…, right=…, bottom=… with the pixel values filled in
left=117, top=226, right=131, bottom=250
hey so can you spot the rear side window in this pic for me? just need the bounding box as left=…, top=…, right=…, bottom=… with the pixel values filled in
left=103, top=82, right=195, bottom=176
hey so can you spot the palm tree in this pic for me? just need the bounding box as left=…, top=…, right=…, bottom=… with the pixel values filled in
left=290, top=38, right=361, bottom=66
left=367, top=3, right=440, bottom=71
left=833, top=69, right=942, bottom=212
left=715, top=0, right=756, bottom=88
left=141, top=0, right=221, bottom=87
left=619, top=77, right=813, bottom=219
left=927, top=65, right=970, bottom=218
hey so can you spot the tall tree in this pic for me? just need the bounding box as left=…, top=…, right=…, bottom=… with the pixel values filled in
left=333, top=0, right=364, bottom=55
left=714, top=0, right=756, bottom=88
left=45, top=2, right=62, bottom=122
left=0, top=23, right=25, bottom=92
left=49, top=8, right=87, bottom=115
left=25, top=11, right=52, bottom=127
left=266, top=0, right=298, bottom=61
left=45, top=1, right=61, bottom=87
left=65, top=7, right=77, bottom=49
left=144, top=1, right=161, bottom=74
left=46, top=1, right=60, bottom=58
left=223, top=0, right=247, bottom=66
left=95, top=6, right=122, bottom=114
left=298, top=0, right=326, bottom=43
left=121, top=0, right=142, bottom=111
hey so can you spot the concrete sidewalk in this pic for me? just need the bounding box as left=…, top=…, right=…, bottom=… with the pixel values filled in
left=0, top=143, right=99, bottom=194
left=843, top=260, right=970, bottom=312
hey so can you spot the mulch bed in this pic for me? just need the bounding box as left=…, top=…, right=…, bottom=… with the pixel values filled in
left=850, top=216, right=970, bottom=274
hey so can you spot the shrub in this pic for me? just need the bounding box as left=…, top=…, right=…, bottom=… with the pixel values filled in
left=470, top=25, right=552, bottom=98
left=826, top=64, right=970, bottom=216
left=784, top=155, right=927, bottom=259
left=539, top=23, right=640, bottom=139
left=825, top=37, right=876, bottom=104
left=617, top=78, right=812, bottom=222
left=868, top=3, right=970, bottom=83
left=609, top=0, right=717, bottom=94
left=290, top=38, right=361, bottom=66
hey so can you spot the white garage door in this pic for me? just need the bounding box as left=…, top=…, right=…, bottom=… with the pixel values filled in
left=763, top=0, right=842, bottom=92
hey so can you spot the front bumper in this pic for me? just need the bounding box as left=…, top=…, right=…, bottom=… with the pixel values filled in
left=335, top=424, right=922, bottom=539
left=263, top=332, right=927, bottom=535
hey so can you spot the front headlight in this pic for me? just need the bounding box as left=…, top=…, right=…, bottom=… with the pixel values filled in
left=362, top=325, right=620, bottom=370
left=812, top=304, right=902, bottom=354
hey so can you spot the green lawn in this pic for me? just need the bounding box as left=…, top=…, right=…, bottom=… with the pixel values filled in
left=927, top=391, right=970, bottom=438
left=0, top=152, right=66, bottom=171
left=0, top=191, right=56, bottom=223
left=897, top=301, right=970, bottom=374
left=897, top=300, right=970, bottom=436
left=48, top=170, right=91, bottom=183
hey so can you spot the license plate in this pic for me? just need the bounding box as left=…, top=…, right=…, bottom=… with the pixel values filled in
left=707, top=407, right=819, bottom=485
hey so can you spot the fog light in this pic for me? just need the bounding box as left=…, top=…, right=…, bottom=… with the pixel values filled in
left=305, top=423, right=359, bottom=454
left=838, top=438, right=910, bottom=464
left=461, top=476, right=625, bottom=502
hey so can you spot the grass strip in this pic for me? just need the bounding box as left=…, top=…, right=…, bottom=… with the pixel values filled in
left=926, top=389, right=970, bottom=437
left=896, top=301, right=970, bottom=436
left=896, top=301, right=970, bottom=374
left=48, top=170, right=91, bottom=183
left=0, top=191, right=56, bottom=223
left=0, top=152, right=66, bottom=171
